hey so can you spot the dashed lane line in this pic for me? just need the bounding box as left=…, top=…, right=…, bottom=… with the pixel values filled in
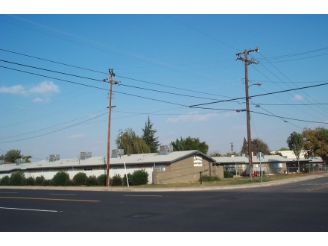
left=0, top=196, right=99, bottom=202
left=0, top=206, right=60, bottom=213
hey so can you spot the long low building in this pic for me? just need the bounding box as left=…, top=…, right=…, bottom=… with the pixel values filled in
left=0, top=148, right=223, bottom=184
left=212, top=154, right=324, bottom=175
left=1, top=148, right=323, bottom=184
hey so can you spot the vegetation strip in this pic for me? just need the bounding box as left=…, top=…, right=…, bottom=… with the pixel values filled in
left=0, top=196, right=99, bottom=202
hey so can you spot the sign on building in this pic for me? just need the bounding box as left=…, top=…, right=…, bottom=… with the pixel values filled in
left=194, top=155, right=202, bottom=166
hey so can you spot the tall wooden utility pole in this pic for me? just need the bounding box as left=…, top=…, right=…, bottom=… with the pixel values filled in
left=236, top=47, right=259, bottom=181
left=103, top=69, right=120, bottom=186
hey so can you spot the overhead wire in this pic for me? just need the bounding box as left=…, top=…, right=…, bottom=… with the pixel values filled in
left=0, top=111, right=108, bottom=144
left=0, top=48, right=234, bottom=99
left=0, top=109, right=108, bottom=140
left=258, top=52, right=328, bottom=116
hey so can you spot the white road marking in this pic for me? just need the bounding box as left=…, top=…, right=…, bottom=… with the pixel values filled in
left=50, top=193, right=76, bottom=196
left=124, top=195, right=162, bottom=197
left=0, top=206, right=59, bottom=213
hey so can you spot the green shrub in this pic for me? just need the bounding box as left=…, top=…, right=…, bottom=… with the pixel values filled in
left=35, top=176, right=45, bottom=186
left=86, top=175, right=97, bottom=186
left=0, top=176, right=10, bottom=186
left=25, top=176, right=35, bottom=186
left=73, top=172, right=88, bottom=186
left=42, top=179, right=52, bottom=186
left=224, top=170, right=234, bottom=178
left=97, top=174, right=106, bottom=186
left=200, top=174, right=220, bottom=182
left=111, top=174, right=123, bottom=186
left=52, top=171, right=70, bottom=186
left=123, top=173, right=133, bottom=186
left=131, top=169, right=148, bottom=185
left=9, top=172, right=25, bottom=186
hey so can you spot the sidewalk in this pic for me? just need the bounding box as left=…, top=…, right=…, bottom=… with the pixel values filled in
left=1, top=173, right=327, bottom=192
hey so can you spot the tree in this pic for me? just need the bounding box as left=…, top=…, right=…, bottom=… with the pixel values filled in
left=171, top=136, right=209, bottom=154
left=287, top=132, right=304, bottom=173
left=209, top=151, right=222, bottom=157
left=279, top=147, right=290, bottom=151
left=302, top=127, right=328, bottom=163
left=22, top=155, right=32, bottom=163
left=4, top=149, right=22, bottom=163
left=142, top=116, right=160, bottom=153
left=116, top=128, right=150, bottom=155
left=240, top=138, right=270, bottom=156
left=240, top=138, right=248, bottom=155
left=225, top=152, right=239, bottom=157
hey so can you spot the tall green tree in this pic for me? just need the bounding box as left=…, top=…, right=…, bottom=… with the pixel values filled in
left=4, top=149, right=22, bottom=163
left=116, top=128, right=150, bottom=155
left=287, top=132, right=304, bottom=173
left=240, top=137, right=248, bottom=155
left=142, top=116, right=160, bottom=153
left=171, top=136, right=209, bottom=154
left=240, top=138, right=270, bottom=156
left=303, top=127, right=328, bottom=163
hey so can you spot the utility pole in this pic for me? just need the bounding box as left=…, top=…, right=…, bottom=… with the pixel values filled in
left=103, top=69, right=120, bottom=187
left=236, top=47, right=259, bottom=181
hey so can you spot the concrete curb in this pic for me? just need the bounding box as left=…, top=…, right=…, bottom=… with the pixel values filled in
left=1, top=173, right=327, bottom=192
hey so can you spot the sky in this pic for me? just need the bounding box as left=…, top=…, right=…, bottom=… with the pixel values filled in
left=1, top=1, right=328, bottom=161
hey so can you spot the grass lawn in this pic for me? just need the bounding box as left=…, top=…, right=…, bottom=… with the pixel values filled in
left=135, top=172, right=327, bottom=188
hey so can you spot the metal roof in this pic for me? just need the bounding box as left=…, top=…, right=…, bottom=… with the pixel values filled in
left=0, top=150, right=214, bottom=173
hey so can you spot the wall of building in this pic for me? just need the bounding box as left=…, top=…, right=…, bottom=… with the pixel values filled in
left=153, top=155, right=216, bottom=184
left=1, top=166, right=154, bottom=184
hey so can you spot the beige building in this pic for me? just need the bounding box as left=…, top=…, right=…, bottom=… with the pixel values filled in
left=0, top=148, right=223, bottom=184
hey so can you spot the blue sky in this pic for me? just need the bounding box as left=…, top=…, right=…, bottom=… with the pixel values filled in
left=1, top=3, right=328, bottom=161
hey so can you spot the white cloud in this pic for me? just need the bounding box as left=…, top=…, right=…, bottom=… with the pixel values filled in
left=293, top=94, right=303, bottom=101
left=167, top=112, right=219, bottom=123
left=33, top=98, right=44, bottom=103
left=0, top=81, right=59, bottom=97
left=68, top=134, right=85, bottom=139
left=0, top=85, right=26, bottom=95
left=29, top=81, right=59, bottom=95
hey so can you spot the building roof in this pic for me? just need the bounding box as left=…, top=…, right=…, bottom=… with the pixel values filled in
left=212, top=154, right=295, bottom=164
left=0, top=150, right=214, bottom=174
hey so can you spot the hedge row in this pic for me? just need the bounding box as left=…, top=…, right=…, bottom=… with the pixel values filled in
left=0, top=169, right=148, bottom=186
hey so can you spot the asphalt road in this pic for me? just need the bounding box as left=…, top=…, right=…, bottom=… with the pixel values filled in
left=1, top=177, right=328, bottom=232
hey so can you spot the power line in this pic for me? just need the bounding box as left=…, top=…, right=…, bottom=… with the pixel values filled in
left=0, top=109, right=107, bottom=140
left=250, top=110, right=328, bottom=125
left=0, top=59, right=102, bottom=82
left=164, top=15, right=239, bottom=51
left=251, top=65, right=327, bottom=122
left=189, top=80, right=328, bottom=107
left=0, top=58, right=229, bottom=101
left=0, top=65, right=188, bottom=107
left=258, top=52, right=328, bottom=117
left=189, top=105, right=328, bottom=125
left=0, top=48, right=107, bottom=75
left=0, top=65, right=108, bottom=91
left=116, top=75, right=233, bottom=99
left=256, top=46, right=328, bottom=60
left=0, top=112, right=107, bottom=144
